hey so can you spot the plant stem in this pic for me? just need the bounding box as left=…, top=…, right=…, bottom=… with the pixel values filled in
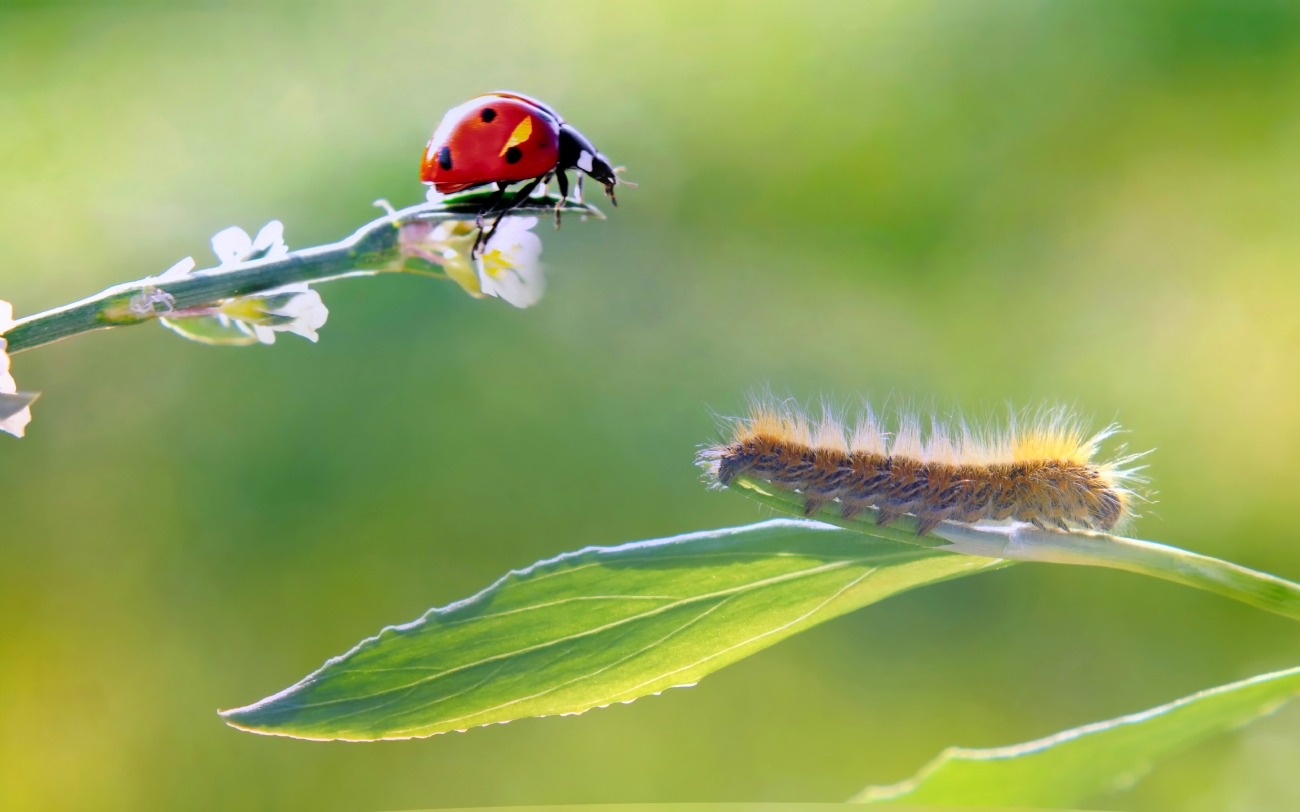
left=729, top=475, right=1300, bottom=622
left=2, top=191, right=599, bottom=354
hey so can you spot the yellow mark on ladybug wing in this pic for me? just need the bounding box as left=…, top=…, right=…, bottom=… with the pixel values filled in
left=499, top=116, right=533, bottom=156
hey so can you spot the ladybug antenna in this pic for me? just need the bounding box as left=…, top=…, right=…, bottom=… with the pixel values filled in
left=612, top=166, right=637, bottom=188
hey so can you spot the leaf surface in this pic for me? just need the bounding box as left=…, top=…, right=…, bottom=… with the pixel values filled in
left=852, top=664, right=1300, bottom=806
left=222, top=519, right=1008, bottom=740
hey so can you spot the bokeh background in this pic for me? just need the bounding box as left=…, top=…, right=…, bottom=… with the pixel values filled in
left=4, top=2, right=1300, bottom=810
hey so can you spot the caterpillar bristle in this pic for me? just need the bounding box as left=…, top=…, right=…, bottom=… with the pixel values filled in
left=698, top=397, right=1150, bottom=536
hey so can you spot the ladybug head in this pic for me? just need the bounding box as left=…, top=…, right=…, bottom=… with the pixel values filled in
left=558, top=123, right=620, bottom=203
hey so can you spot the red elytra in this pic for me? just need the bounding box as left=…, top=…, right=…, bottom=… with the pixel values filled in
left=420, top=96, right=561, bottom=193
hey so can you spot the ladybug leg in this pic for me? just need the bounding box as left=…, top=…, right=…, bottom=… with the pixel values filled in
left=553, top=170, right=570, bottom=229
left=531, top=171, right=554, bottom=199
left=514, top=176, right=544, bottom=202
left=573, top=173, right=585, bottom=204
left=476, top=178, right=546, bottom=255
left=474, top=182, right=510, bottom=231
left=471, top=182, right=514, bottom=256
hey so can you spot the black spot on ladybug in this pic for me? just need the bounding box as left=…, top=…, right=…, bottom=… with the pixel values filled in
left=504, top=146, right=522, bottom=164
left=481, top=108, right=497, bottom=123
left=437, top=146, right=452, bottom=171
left=539, top=141, right=548, bottom=148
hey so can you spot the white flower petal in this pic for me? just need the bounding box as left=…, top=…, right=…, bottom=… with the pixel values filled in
left=252, top=220, right=289, bottom=261
left=155, top=256, right=196, bottom=282
left=0, top=303, right=37, bottom=438
left=252, top=324, right=277, bottom=345
left=476, top=217, right=545, bottom=308
left=211, top=226, right=253, bottom=266
left=477, top=258, right=546, bottom=308
left=490, top=216, right=541, bottom=249
left=252, top=220, right=284, bottom=251
left=267, top=287, right=327, bottom=342
left=0, top=340, right=14, bottom=395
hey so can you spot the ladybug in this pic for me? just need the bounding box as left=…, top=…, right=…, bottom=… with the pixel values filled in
left=420, top=92, right=624, bottom=250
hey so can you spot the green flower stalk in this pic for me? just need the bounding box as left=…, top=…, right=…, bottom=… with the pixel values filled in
left=0, top=189, right=601, bottom=437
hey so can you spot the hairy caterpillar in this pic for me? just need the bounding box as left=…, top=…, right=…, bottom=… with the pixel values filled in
left=698, top=400, right=1148, bottom=536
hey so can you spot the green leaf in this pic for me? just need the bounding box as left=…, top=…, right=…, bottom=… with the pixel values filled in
left=221, top=519, right=1009, bottom=741
left=852, top=664, right=1300, bottom=806
left=729, top=475, right=1300, bottom=622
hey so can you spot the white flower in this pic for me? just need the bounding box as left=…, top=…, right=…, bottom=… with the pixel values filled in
left=398, top=216, right=546, bottom=308
left=238, top=283, right=329, bottom=344
left=211, top=221, right=289, bottom=266
left=476, top=216, right=544, bottom=308
left=160, top=284, right=328, bottom=346
left=0, top=300, right=38, bottom=438
left=158, top=222, right=326, bottom=346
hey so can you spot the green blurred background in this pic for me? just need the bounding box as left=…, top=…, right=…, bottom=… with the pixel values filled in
left=3, top=2, right=1300, bottom=809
